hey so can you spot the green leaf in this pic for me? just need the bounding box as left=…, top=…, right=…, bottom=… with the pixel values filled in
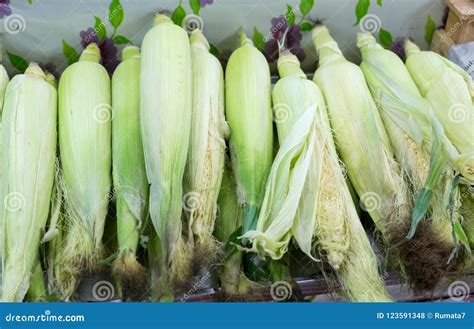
left=354, top=0, right=370, bottom=25
left=108, top=0, right=124, bottom=30
left=286, top=5, right=296, bottom=26
left=171, top=5, right=186, bottom=26
left=405, top=187, right=433, bottom=240
left=113, top=35, right=131, bottom=45
left=299, top=0, right=314, bottom=16
left=62, top=40, right=79, bottom=65
left=377, top=0, right=382, bottom=6
left=28, top=0, right=33, bottom=4
left=223, top=226, right=242, bottom=261
left=378, top=27, right=393, bottom=49
left=209, top=43, right=220, bottom=57
left=7, top=51, right=28, bottom=72
left=252, top=27, right=266, bottom=53
left=453, top=221, right=471, bottom=253
left=94, top=16, right=107, bottom=42
left=300, top=22, right=314, bottom=31
left=424, top=15, right=436, bottom=45
left=189, top=0, right=201, bottom=16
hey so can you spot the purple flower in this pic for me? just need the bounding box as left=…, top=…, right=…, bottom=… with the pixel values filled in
left=79, top=28, right=119, bottom=75
left=270, top=16, right=287, bottom=40
left=0, top=0, right=11, bottom=18
left=285, top=25, right=302, bottom=50
left=199, top=0, right=214, bottom=7
left=264, top=39, right=280, bottom=63
left=290, top=47, right=306, bottom=62
left=390, top=37, right=413, bottom=61
left=80, top=27, right=99, bottom=48
left=100, top=37, right=119, bottom=75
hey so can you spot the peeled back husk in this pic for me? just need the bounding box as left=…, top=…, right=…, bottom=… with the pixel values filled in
left=184, top=29, right=229, bottom=269
left=111, top=46, right=149, bottom=298
left=245, top=52, right=391, bottom=301
left=225, top=30, right=273, bottom=235
left=1, top=64, right=57, bottom=301
left=140, top=14, right=192, bottom=300
left=58, top=43, right=112, bottom=297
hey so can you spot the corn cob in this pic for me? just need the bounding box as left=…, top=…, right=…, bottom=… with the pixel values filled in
left=225, top=30, right=273, bottom=235
left=312, top=26, right=411, bottom=239
left=184, top=30, right=229, bottom=269
left=58, top=43, right=112, bottom=297
left=111, top=46, right=149, bottom=299
left=311, top=26, right=445, bottom=289
left=357, top=33, right=466, bottom=286
left=140, top=14, right=192, bottom=300
left=404, top=40, right=473, bottom=183
left=1, top=64, right=57, bottom=301
left=245, top=52, right=391, bottom=301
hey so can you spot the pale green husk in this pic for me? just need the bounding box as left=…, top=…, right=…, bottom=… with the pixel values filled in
left=214, top=160, right=252, bottom=295
left=1, top=64, right=57, bottom=301
left=184, top=30, right=229, bottom=268
left=312, top=26, right=411, bottom=246
left=111, top=46, right=149, bottom=295
left=404, top=40, right=474, bottom=183
left=58, top=43, right=112, bottom=297
left=225, top=31, right=273, bottom=235
left=140, top=15, right=192, bottom=300
left=357, top=33, right=463, bottom=249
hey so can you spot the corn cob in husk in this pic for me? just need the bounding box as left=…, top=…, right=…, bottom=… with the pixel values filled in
left=111, top=46, right=149, bottom=299
left=357, top=33, right=468, bottom=286
left=58, top=43, right=112, bottom=297
left=225, top=30, right=273, bottom=236
left=140, top=14, right=192, bottom=300
left=243, top=52, right=391, bottom=301
left=404, top=40, right=473, bottom=183
left=1, top=64, right=57, bottom=301
left=184, top=30, right=229, bottom=269
left=311, top=26, right=442, bottom=289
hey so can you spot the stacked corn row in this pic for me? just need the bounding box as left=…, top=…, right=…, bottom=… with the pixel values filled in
left=0, top=16, right=472, bottom=303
